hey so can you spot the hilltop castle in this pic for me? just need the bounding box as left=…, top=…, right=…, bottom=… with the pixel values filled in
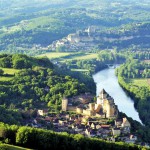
left=62, top=89, right=118, bottom=119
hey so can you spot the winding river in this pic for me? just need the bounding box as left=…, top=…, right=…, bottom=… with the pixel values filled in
left=93, top=68, right=142, bottom=124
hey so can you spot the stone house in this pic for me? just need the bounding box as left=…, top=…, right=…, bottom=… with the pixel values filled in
left=58, top=120, right=67, bottom=126
left=125, top=135, right=138, bottom=144
left=85, top=129, right=97, bottom=137
left=37, top=109, right=48, bottom=116
left=121, top=117, right=131, bottom=134
left=112, top=128, right=121, bottom=136
left=121, top=117, right=131, bottom=128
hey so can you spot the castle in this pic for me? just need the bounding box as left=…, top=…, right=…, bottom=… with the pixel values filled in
left=62, top=89, right=118, bottom=119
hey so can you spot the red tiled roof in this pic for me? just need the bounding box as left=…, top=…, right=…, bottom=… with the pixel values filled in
left=101, top=125, right=110, bottom=128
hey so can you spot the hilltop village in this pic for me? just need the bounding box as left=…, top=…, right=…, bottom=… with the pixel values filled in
left=49, top=26, right=134, bottom=51
left=26, top=89, right=139, bottom=144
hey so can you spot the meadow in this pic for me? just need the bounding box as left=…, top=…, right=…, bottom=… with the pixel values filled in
left=38, top=52, right=97, bottom=61
left=0, top=144, right=31, bottom=150
left=0, top=68, right=20, bottom=81
left=126, top=78, right=150, bottom=88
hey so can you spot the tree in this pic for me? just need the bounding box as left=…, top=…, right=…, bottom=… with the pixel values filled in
left=56, top=45, right=66, bottom=52
left=0, top=69, right=4, bottom=76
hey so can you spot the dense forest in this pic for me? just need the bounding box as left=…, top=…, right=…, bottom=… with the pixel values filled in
left=0, top=54, right=95, bottom=125
left=116, top=53, right=150, bottom=143
left=0, top=0, right=150, bottom=55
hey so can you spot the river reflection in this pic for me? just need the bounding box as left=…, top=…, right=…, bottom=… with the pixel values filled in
left=93, top=68, right=142, bottom=124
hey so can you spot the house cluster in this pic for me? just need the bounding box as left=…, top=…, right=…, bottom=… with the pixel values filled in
left=30, top=111, right=138, bottom=144
left=49, top=26, right=98, bottom=51
left=25, top=89, right=140, bottom=144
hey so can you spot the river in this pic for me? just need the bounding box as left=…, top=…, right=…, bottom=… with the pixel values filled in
left=93, top=68, right=142, bottom=124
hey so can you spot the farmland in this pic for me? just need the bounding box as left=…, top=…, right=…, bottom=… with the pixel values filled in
left=125, top=78, right=150, bottom=88
left=38, top=52, right=98, bottom=61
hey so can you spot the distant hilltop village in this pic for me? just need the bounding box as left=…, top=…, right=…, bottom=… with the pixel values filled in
left=62, top=89, right=118, bottom=119
left=49, top=26, right=134, bottom=51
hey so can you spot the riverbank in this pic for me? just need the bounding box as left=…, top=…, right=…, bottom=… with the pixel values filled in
left=93, top=68, right=142, bottom=123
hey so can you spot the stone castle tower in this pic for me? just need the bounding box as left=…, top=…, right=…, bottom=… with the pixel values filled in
left=62, top=89, right=118, bottom=119
left=62, top=97, right=68, bottom=111
left=97, top=89, right=118, bottom=118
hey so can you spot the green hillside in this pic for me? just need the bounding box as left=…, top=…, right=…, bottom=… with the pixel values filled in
left=0, top=123, right=147, bottom=150
left=0, top=0, right=150, bottom=55
left=0, top=144, right=31, bottom=150
left=0, top=54, right=95, bottom=125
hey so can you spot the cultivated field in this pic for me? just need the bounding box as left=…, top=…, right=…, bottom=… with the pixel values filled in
left=38, top=52, right=72, bottom=59
left=38, top=52, right=97, bottom=60
left=126, top=78, right=150, bottom=87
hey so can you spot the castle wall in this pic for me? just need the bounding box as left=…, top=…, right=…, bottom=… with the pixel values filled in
left=102, top=99, right=118, bottom=118
left=61, top=89, right=118, bottom=118
left=106, top=103, right=111, bottom=118
left=67, top=106, right=76, bottom=112
left=95, top=104, right=101, bottom=113
left=76, top=108, right=83, bottom=114
left=83, top=109, right=93, bottom=116
left=97, top=97, right=103, bottom=105
left=67, top=34, right=80, bottom=43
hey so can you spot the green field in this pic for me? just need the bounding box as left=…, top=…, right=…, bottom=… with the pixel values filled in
left=0, top=144, right=31, bottom=150
left=126, top=78, right=150, bottom=87
left=38, top=52, right=72, bottom=59
left=0, top=68, right=20, bottom=75
left=38, top=52, right=97, bottom=60
left=0, top=76, right=13, bottom=81
left=65, top=53, right=97, bottom=60
left=0, top=68, right=20, bottom=81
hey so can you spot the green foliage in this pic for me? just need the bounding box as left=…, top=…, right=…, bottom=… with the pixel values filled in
left=0, top=54, right=54, bottom=69
left=0, top=55, right=12, bottom=68
left=0, top=54, right=93, bottom=124
left=0, top=144, right=8, bottom=150
left=116, top=59, right=150, bottom=79
left=56, top=46, right=67, bottom=52
left=0, top=1, right=149, bottom=55
left=0, top=105, right=22, bottom=125
left=97, top=50, right=126, bottom=64
left=117, top=59, right=150, bottom=143
left=15, top=126, right=146, bottom=150
left=0, top=123, right=144, bottom=150
left=0, top=69, right=4, bottom=76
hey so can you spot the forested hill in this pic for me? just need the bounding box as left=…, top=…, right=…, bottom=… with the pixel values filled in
left=0, top=0, right=150, bottom=55
left=0, top=54, right=95, bottom=125
left=97, top=22, right=150, bottom=50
